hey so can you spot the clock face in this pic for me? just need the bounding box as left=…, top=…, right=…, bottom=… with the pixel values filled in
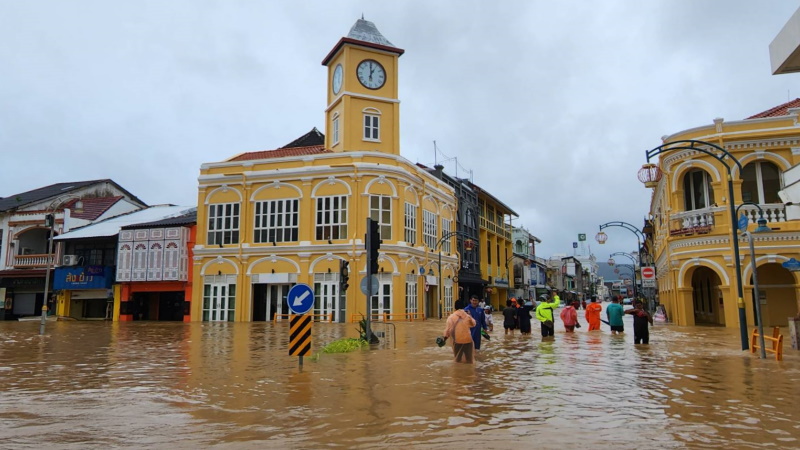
left=332, top=64, right=343, bottom=95
left=356, top=59, right=386, bottom=89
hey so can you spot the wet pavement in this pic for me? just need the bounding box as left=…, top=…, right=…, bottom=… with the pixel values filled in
left=1, top=311, right=799, bottom=449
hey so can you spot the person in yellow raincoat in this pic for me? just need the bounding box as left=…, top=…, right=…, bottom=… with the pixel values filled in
left=535, top=293, right=560, bottom=337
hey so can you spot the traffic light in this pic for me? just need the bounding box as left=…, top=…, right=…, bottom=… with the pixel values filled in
left=339, top=260, right=350, bottom=292
left=367, top=219, right=382, bottom=274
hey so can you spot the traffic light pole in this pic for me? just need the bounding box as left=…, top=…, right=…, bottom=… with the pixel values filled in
left=365, top=218, right=381, bottom=343
left=338, top=260, right=349, bottom=323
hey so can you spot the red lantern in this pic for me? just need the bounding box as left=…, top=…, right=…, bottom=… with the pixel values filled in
left=595, top=231, right=608, bottom=245
left=607, top=258, right=615, bottom=266
left=464, top=239, right=475, bottom=252
left=638, top=163, right=663, bottom=188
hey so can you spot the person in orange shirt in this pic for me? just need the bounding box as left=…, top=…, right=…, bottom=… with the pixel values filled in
left=442, top=300, right=477, bottom=363
left=584, top=295, right=603, bottom=331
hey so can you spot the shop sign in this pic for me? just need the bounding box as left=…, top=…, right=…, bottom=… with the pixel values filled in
left=54, top=266, right=113, bottom=290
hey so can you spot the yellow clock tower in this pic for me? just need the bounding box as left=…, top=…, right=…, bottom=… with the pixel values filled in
left=322, top=18, right=404, bottom=155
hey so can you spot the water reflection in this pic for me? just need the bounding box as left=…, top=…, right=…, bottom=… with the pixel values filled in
left=1, top=316, right=799, bottom=449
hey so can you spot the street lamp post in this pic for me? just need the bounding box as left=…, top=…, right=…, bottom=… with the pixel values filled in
left=504, top=254, right=516, bottom=299
left=596, top=222, right=645, bottom=299
left=736, top=202, right=772, bottom=359
left=39, top=197, right=83, bottom=335
left=641, top=140, right=746, bottom=350
left=435, top=231, right=473, bottom=319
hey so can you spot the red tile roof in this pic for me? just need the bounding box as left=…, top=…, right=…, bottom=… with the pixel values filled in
left=70, top=196, right=123, bottom=221
left=228, top=145, right=330, bottom=162
left=746, top=98, right=800, bottom=119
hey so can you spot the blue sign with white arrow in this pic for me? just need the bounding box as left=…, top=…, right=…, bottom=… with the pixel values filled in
left=287, top=283, right=315, bottom=314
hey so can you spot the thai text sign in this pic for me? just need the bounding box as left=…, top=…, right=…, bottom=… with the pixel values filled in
left=54, top=266, right=114, bottom=290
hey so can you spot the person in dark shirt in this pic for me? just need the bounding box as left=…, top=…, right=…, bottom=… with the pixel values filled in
left=625, top=300, right=653, bottom=344
left=517, top=299, right=533, bottom=335
left=502, top=299, right=518, bottom=335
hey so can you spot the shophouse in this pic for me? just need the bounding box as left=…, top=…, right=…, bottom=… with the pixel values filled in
left=116, top=210, right=196, bottom=322
left=53, top=205, right=195, bottom=320
left=419, top=164, right=484, bottom=312
left=645, top=99, right=800, bottom=327
left=473, top=185, right=517, bottom=310
left=0, top=180, right=146, bottom=320
left=511, top=226, right=539, bottom=301
left=192, top=19, right=458, bottom=322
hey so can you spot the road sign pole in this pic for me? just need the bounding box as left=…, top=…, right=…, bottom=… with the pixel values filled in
left=287, top=284, right=314, bottom=369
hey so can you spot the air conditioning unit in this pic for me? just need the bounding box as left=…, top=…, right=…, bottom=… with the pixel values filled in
left=62, top=255, right=79, bottom=266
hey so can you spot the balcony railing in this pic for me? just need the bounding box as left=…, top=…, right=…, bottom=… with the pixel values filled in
left=739, top=203, right=786, bottom=224
left=670, top=209, right=716, bottom=236
left=669, top=203, right=786, bottom=237
left=11, top=253, right=58, bottom=269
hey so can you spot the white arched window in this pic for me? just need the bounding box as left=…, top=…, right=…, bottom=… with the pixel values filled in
left=683, top=169, right=715, bottom=211
left=741, top=161, right=781, bottom=204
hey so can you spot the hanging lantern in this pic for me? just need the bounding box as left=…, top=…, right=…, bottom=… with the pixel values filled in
left=638, top=163, right=663, bottom=188
left=607, top=258, right=615, bottom=266
left=614, top=268, right=620, bottom=274
left=595, top=231, right=608, bottom=244
left=464, top=239, right=475, bottom=252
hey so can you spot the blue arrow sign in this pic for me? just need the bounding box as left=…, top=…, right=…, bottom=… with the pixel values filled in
left=287, top=283, right=315, bottom=315
left=737, top=213, right=749, bottom=231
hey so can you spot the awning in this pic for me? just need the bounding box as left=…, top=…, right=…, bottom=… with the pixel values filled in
left=455, top=272, right=489, bottom=285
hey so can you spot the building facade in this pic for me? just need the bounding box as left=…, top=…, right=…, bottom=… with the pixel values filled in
left=191, top=19, right=459, bottom=323
left=53, top=205, right=195, bottom=321
left=116, top=211, right=196, bottom=322
left=646, top=100, right=800, bottom=327
left=0, top=180, right=146, bottom=320
left=474, top=186, right=517, bottom=310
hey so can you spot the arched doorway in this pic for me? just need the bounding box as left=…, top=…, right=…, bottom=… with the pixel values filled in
left=691, top=267, right=725, bottom=325
left=750, top=263, right=798, bottom=327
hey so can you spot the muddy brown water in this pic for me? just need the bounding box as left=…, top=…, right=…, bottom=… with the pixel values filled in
left=1, top=313, right=799, bottom=449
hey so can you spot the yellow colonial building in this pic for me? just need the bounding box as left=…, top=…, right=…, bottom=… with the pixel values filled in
left=646, top=99, right=800, bottom=328
left=190, top=19, right=458, bottom=322
left=474, top=186, right=516, bottom=310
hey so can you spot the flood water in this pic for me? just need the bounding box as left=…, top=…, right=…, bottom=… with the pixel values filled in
left=1, top=311, right=799, bottom=449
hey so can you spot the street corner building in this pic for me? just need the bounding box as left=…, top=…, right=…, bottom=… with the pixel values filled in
left=644, top=100, right=800, bottom=328
left=190, top=19, right=465, bottom=323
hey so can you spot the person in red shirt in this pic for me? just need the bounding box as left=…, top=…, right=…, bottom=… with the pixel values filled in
left=584, top=295, right=603, bottom=331
left=560, top=301, right=579, bottom=332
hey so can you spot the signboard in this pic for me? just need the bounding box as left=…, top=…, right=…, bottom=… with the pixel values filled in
left=641, top=266, right=656, bottom=280
left=572, top=242, right=578, bottom=249
left=737, top=213, right=749, bottom=231
left=782, top=258, right=800, bottom=272
left=643, top=279, right=656, bottom=288
left=54, top=266, right=113, bottom=290
left=578, top=234, right=586, bottom=241
left=287, top=283, right=314, bottom=315
left=360, top=275, right=380, bottom=295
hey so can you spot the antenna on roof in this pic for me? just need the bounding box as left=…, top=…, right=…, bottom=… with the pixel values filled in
left=362, top=13, right=364, bottom=20
left=433, top=140, right=437, bottom=166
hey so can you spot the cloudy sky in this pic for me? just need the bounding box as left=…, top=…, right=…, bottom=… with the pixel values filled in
left=2, top=1, right=798, bottom=268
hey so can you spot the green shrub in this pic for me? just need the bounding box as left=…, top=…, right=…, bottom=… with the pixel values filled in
left=321, top=338, right=368, bottom=353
